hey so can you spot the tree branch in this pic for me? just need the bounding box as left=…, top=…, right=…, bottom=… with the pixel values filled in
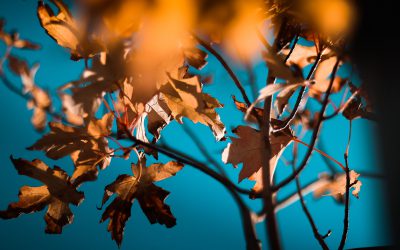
left=293, top=142, right=329, bottom=249
left=193, top=34, right=252, bottom=107
left=122, top=127, right=261, bottom=249
left=339, top=120, right=353, bottom=250
left=272, top=57, right=341, bottom=192
left=273, top=51, right=323, bottom=132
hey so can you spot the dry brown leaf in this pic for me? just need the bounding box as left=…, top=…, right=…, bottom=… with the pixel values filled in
left=28, top=113, right=114, bottom=183
left=0, top=19, right=40, bottom=49
left=314, top=170, right=362, bottom=201
left=8, top=55, right=51, bottom=131
left=263, top=50, right=303, bottom=84
left=37, top=0, right=104, bottom=60
left=160, top=68, right=225, bottom=141
left=100, top=156, right=184, bottom=246
left=281, top=44, right=345, bottom=98
left=0, top=157, right=84, bottom=233
left=342, top=83, right=375, bottom=121
left=222, top=125, right=293, bottom=190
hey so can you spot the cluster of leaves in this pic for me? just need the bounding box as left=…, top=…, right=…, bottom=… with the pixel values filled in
left=0, top=0, right=375, bottom=249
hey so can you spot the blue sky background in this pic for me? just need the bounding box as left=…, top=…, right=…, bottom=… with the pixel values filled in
left=0, top=1, right=392, bottom=249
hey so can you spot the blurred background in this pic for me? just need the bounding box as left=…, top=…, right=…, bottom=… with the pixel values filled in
left=0, top=0, right=394, bottom=249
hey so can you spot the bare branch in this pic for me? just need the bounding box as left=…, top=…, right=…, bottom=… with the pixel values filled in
left=272, top=57, right=341, bottom=192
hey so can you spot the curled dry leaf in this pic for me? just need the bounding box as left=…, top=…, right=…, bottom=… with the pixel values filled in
left=37, top=0, right=104, bottom=60
left=28, top=113, right=114, bottom=184
left=343, top=83, right=376, bottom=121
left=8, top=55, right=51, bottom=131
left=262, top=50, right=303, bottom=84
left=0, top=157, right=84, bottom=233
left=59, top=93, right=84, bottom=126
left=222, top=125, right=293, bottom=191
left=100, top=156, right=184, bottom=247
left=314, top=170, right=362, bottom=201
left=245, top=83, right=307, bottom=120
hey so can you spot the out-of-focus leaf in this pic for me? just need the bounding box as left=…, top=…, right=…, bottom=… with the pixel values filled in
left=8, top=55, right=51, bottom=131
left=37, top=0, right=104, bottom=60
left=0, top=19, right=40, bottom=49
left=343, top=83, right=376, bottom=121
left=314, top=170, right=362, bottom=201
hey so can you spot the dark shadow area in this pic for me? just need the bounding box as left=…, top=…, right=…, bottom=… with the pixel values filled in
left=351, top=1, right=399, bottom=248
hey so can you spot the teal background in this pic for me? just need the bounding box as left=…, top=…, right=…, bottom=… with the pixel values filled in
left=0, top=1, right=392, bottom=249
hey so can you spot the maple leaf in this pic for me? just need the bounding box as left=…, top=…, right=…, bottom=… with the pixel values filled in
left=28, top=113, right=114, bottom=184
left=314, top=171, right=362, bottom=202
left=222, top=125, right=293, bottom=191
left=37, top=0, right=104, bottom=60
left=100, top=156, right=184, bottom=246
left=0, top=157, right=84, bottom=233
left=160, top=67, right=226, bottom=141
left=8, top=55, right=51, bottom=131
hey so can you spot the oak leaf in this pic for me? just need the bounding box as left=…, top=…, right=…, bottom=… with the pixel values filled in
left=0, top=157, right=84, bottom=233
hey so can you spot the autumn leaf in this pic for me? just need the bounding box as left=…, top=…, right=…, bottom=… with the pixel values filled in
left=28, top=113, right=114, bottom=183
left=37, top=0, right=104, bottom=60
left=100, top=156, right=184, bottom=246
left=222, top=125, right=293, bottom=191
left=59, top=93, right=84, bottom=126
left=0, top=157, right=84, bottom=233
left=0, top=19, right=40, bottom=49
left=7, top=55, right=51, bottom=131
left=343, top=83, right=376, bottom=121
left=159, top=67, right=226, bottom=141
left=281, top=43, right=345, bottom=98
left=245, top=83, right=307, bottom=120
left=314, top=171, right=362, bottom=201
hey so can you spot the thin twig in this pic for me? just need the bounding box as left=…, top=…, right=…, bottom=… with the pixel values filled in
left=122, top=127, right=260, bottom=249
left=181, top=123, right=228, bottom=177
left=318, top=138, right=339, bottom=174
left=273, top=50, right=324, bottom=132
left=272, top=57, right=341, bottom=192
left=339, top=120, right=352, bottom=250
left=293, top=142, right=329, bottom=249
left=192, top=34, right=252, bottom=107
